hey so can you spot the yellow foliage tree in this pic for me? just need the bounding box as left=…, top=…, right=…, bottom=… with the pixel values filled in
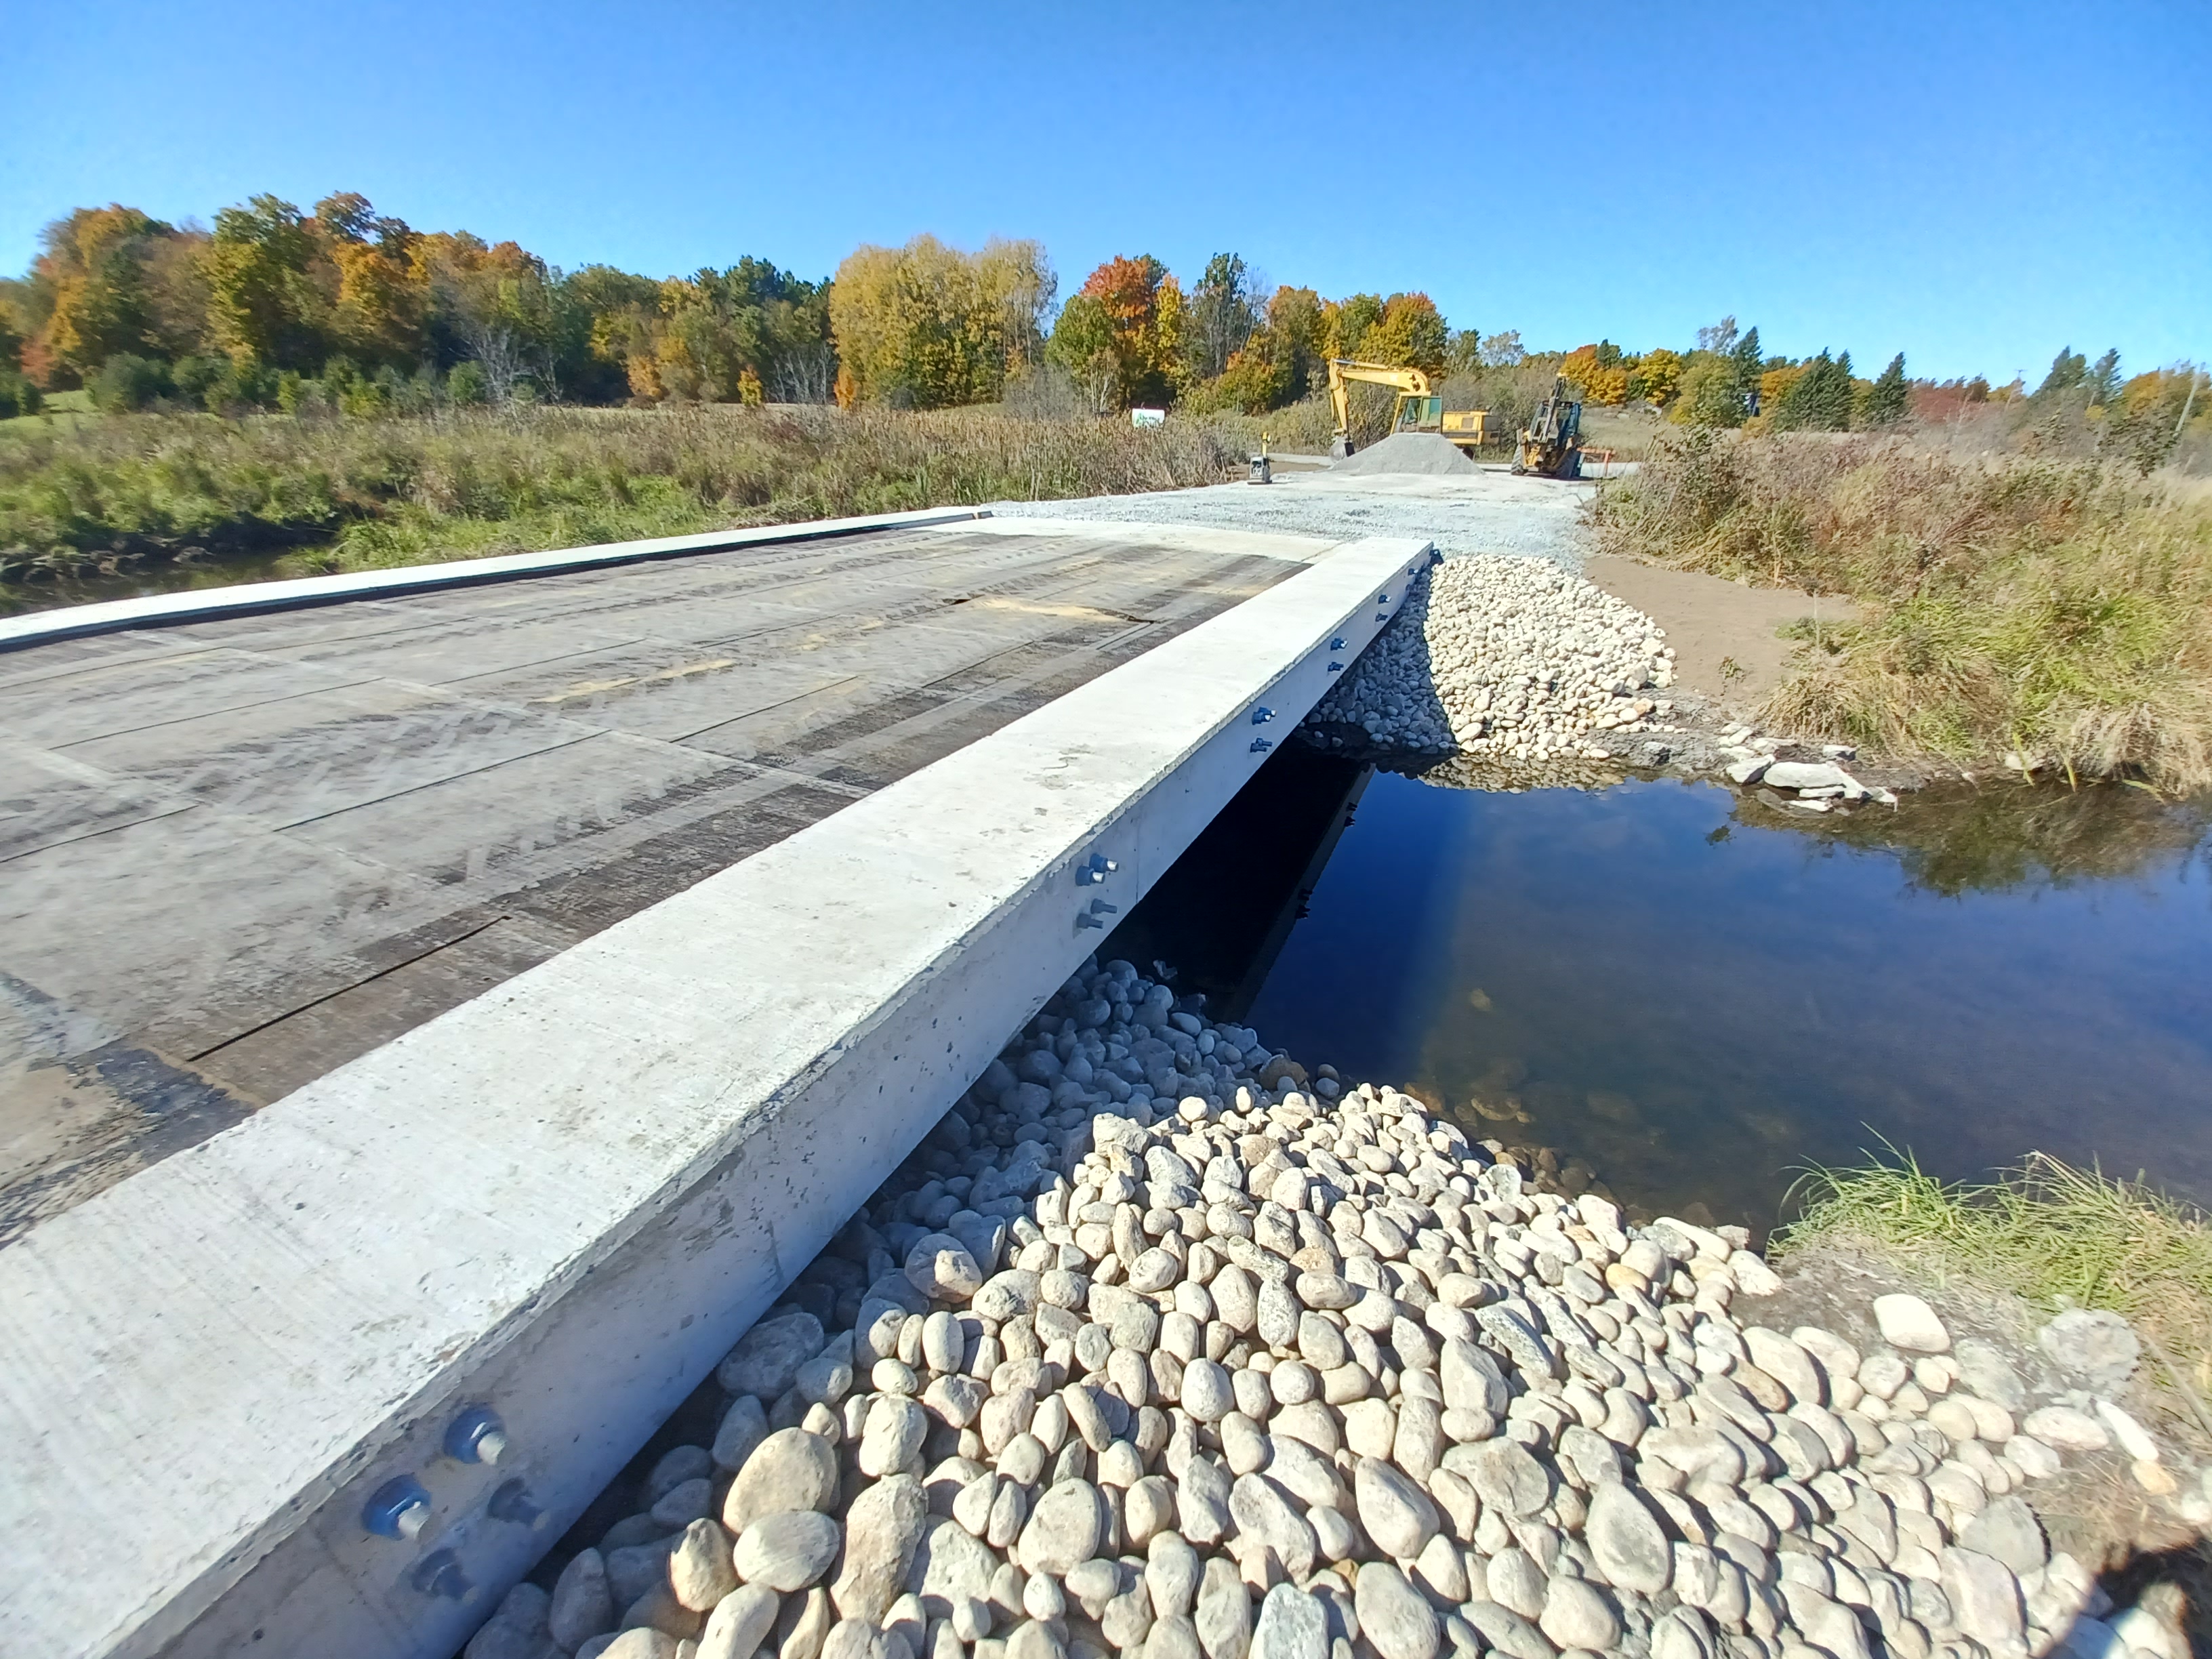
left=1633, top=346, right=1682, bottom=408
left=1563, top=345, right=1630, bottom=405
left=829, top=235, right=1052, bottom=408
left=1758, top=363, right=1805, bottom=417
left=1363, top=293, right=1449, bottom=375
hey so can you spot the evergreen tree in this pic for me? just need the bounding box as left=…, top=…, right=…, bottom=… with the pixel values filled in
left=2036, top=348, right=2087, bottom=397
left=1771, top=350, right=1856, bottom=431
left=1732, top=327, right=1763, bottom=411
left=2085, top=348, right=2121, bottom=408
left=1862, top=352, right=1909, bottom=426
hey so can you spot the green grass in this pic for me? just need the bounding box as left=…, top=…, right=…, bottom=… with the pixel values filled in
left=0, top=403, right=1246, bottom=602
left=1593, top=430, right=2212, bottom=792
left=1777, top=1147, right=2212, bottom=1418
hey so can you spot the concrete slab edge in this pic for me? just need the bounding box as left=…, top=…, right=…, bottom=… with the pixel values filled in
left=0, top=506, right=992, bottom=652
left=0, top=535, right=1437, bottom=1659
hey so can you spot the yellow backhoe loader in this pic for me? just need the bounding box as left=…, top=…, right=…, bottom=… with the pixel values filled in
left=1512, top=375, right=1585, bottom=478
left=1327, top=359, right=1488, bottom=459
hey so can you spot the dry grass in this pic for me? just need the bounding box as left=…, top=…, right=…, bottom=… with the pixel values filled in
left=1593, top=430, right=2212, bottom=792
left=1776, top=1148, right=2212, bottom=1422
left=0, top=403, right=1244, bottom=596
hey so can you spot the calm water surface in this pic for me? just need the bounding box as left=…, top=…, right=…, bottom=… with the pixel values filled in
left=1229, top=769, right=2212, bottom=1232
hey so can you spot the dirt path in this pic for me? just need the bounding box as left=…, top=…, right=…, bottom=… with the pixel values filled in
left=1582, top=551, right=1859, bottom=712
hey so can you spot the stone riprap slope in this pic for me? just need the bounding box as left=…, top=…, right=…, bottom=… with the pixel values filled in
left=466, top=958, right=2183, bottom=1659
left=1309, top=559, right=1677, bottom=762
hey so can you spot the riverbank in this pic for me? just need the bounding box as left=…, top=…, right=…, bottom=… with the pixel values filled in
left=1590, top=433, right=2212, bottom=796
left=479, top=956, right=2207, bottom=1659
left=1296, top=556, right=1925, bottom=812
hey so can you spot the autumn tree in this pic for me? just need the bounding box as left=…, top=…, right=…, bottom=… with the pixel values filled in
left=316, top=192, right=428, bottom=368
left=1322, top=293, right=1385, bottom=363
left=1365, top=293, right=1449, bottom=376
left=1629, top=346, right=1683, bottom=408
left=29, top=206, right=211, bottom=384
left=1047, top=255, right=1184, bottom=410
left=1191, top=283, right=1323, bottom=415
left=1563, top=343, right=1629, bottom=405
left=832, top=236, right=1052, bottom=408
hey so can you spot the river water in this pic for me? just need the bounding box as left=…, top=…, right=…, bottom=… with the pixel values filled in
left=1108, top=751, right=2212, bottom=1235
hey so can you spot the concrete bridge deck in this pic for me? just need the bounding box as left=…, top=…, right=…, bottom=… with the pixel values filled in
left=0, top=513, right=1339, bottom=1242
left=0, top=511, right=1429, bottom=1659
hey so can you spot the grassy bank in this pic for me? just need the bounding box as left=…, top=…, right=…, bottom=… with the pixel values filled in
left=0, top=404, right=1244, bottom=598
left=1778, top=1149, right=2212, bottom=1420
left=1593, top=431, right=2212, bottom=792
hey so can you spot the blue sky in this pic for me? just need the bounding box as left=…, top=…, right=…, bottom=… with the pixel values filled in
left=7, top=1, right=2207, bottom=383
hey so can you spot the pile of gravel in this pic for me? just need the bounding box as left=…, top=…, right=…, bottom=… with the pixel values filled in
left=1332, top=437, right=1480, bottom=479
left=461, top=956, right=2182, bottom=1659
left=1311, top=558, right=1676, bottom=761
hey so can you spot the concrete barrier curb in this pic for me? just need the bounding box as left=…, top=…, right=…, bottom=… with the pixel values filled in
left=0, top=533, right=1434, bottom=1659
left=0, top=506, right=991, bottom=652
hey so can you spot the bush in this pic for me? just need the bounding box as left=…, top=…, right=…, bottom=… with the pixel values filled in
left=447, top=361, right=489, bottom=407
left=198, top=357, right=275, bottom=413
left=89, top=354, right=173, bottom=413
left=170, top=356, right=228, bottom=407
left=0, top=367, right=41, bottom=419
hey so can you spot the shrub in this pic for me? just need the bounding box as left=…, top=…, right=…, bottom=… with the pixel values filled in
left=0, top=367, right=41, bottom=419
left=447, top=361, right=489, bottom=407
left=89, top=353, right=172, bottom=412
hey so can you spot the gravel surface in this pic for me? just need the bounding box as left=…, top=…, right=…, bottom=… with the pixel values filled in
left=990, top=472, right=1592, bottom=569
left=1311, top=559, right=1675, bottom=761
left=469, top=961, right=2197, bottom=1659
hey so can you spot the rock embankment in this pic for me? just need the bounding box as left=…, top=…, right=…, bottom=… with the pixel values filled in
left=464, top=959, right=2193, bottom=1659
left=1310, top=558, right=1677, bottom=762
left=1303, top=560, right=1924, bottom=802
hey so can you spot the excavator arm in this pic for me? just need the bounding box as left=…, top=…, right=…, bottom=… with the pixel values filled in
left=1327, top=359, right=1437, bottom=457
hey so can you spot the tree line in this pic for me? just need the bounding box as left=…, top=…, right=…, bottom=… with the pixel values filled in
left=0, top=190, right=2200, bottom=471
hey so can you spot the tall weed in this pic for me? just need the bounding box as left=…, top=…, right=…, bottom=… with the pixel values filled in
left=0, top=405, right=1244, bottom=588
left=1594, top=432, right=2212, bottom=791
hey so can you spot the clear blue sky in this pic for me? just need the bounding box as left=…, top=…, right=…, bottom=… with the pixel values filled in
left=7, top=0, right=2207, bottom=383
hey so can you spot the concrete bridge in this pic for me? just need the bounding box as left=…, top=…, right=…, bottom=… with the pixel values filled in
left=0, top=508, right=1431, bottom=1659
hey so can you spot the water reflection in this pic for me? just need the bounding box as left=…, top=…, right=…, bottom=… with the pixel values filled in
left=1122, top=755, right=2212, bottom=1235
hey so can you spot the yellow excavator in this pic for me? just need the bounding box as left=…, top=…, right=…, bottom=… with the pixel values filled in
left=1512, top=375, right=1585, bottom=478
left=1327, top=359, right=1488, bottom=459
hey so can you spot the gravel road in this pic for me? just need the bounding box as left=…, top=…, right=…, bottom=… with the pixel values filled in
left=991, top=469, right=1595, bottom=569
